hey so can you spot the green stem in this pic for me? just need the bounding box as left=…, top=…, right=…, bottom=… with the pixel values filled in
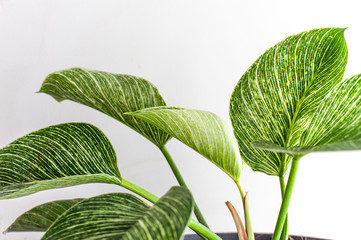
left=121, top=178, right=220, bottom=240
left=121, top=178, right=159, bottom=203
left=236, top=181, right=254, bottom=240
left=279, top=175, right=286, bottom=197
left=189, top=220, right=222, bottom=240
left=272, top=158, right=300, bottom=240
left=279, top=176, right=289, bottom=240
left=159, top=146, right=209, bottom=228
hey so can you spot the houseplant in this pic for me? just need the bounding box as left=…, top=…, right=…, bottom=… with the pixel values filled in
left=1, top=27, right=360, bottom=239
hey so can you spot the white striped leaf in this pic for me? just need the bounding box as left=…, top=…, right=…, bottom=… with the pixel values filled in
left=128, top=107, right=242, bottom=181
left=0, top=123, right=122, bottom=199
left=42, top=186, right=194, bottom=240
left=39, top=68, right=171, bottom=147
left=230, top=28, right=348, bottom=176
left=250, top=73, right=361, bottom=156
left=6, top=199, right=84, bottom=232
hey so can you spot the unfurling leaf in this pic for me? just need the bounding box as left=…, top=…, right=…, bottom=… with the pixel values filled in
left=128, top=107, right=242, bottom=181
left=0, top=123, right=121, bottom=199
left=39, top=68, right=171, bottom=147
left=230, top=28, right=348, bottom=176
left=42, top=186, right=194, bottom=240
left=225, top=201, right=247, bottom=240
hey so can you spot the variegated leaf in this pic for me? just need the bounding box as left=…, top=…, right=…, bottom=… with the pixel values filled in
left=230, top=28, right=348, bottom=176
left=39, top=68, right=171, bottom=147
left=0, top=123, right=122, bottom=199
left=6, top=199, right=84, bottom=232
left=42, top=186, right=193, bottom=240
left=251, top=75, right=361, bottom=156
left=128, top=107, right=242, bottom=181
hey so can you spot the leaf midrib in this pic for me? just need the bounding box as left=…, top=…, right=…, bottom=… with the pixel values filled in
left=280, top=32, right=335, bottom=174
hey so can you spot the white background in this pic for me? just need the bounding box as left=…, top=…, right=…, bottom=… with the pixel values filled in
left=1, top=1, right=361, bottom=239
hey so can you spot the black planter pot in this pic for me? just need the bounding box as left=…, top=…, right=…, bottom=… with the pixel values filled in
left=183, top=233, right=331, bottom=240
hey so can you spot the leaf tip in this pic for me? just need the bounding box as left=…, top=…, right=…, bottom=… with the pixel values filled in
left=37, top=88, right=64, bottom=102
left=333, top=27, right=347, bottom=38
left=336, top=27, right=347, bottom=37
left=3, top=228, right=9, bottom=235
left=37, top=86, right=46, bottom=94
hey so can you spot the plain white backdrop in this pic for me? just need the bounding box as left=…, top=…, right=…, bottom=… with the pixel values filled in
left=1, top=1, right=361, bottom=239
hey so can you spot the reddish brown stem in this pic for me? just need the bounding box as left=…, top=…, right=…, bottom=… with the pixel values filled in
left=225, top=201, right=248, bottom=240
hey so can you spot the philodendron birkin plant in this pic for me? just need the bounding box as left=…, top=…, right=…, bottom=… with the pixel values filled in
left=1, top=27, right=360, bottom=240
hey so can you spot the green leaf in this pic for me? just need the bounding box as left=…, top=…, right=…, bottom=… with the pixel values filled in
left=41, top=186, right=194, bottom=240
left=128, top=107, right=242, bottom=181
left=39, top=68, right=171, bottom=147
left=0, top=123, right=122, bottom=199
left=230, top=28, right=348, bottom=176
left=251, top=74, right=361, bottom=155
left=6, top=199, right=84, bottom=232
